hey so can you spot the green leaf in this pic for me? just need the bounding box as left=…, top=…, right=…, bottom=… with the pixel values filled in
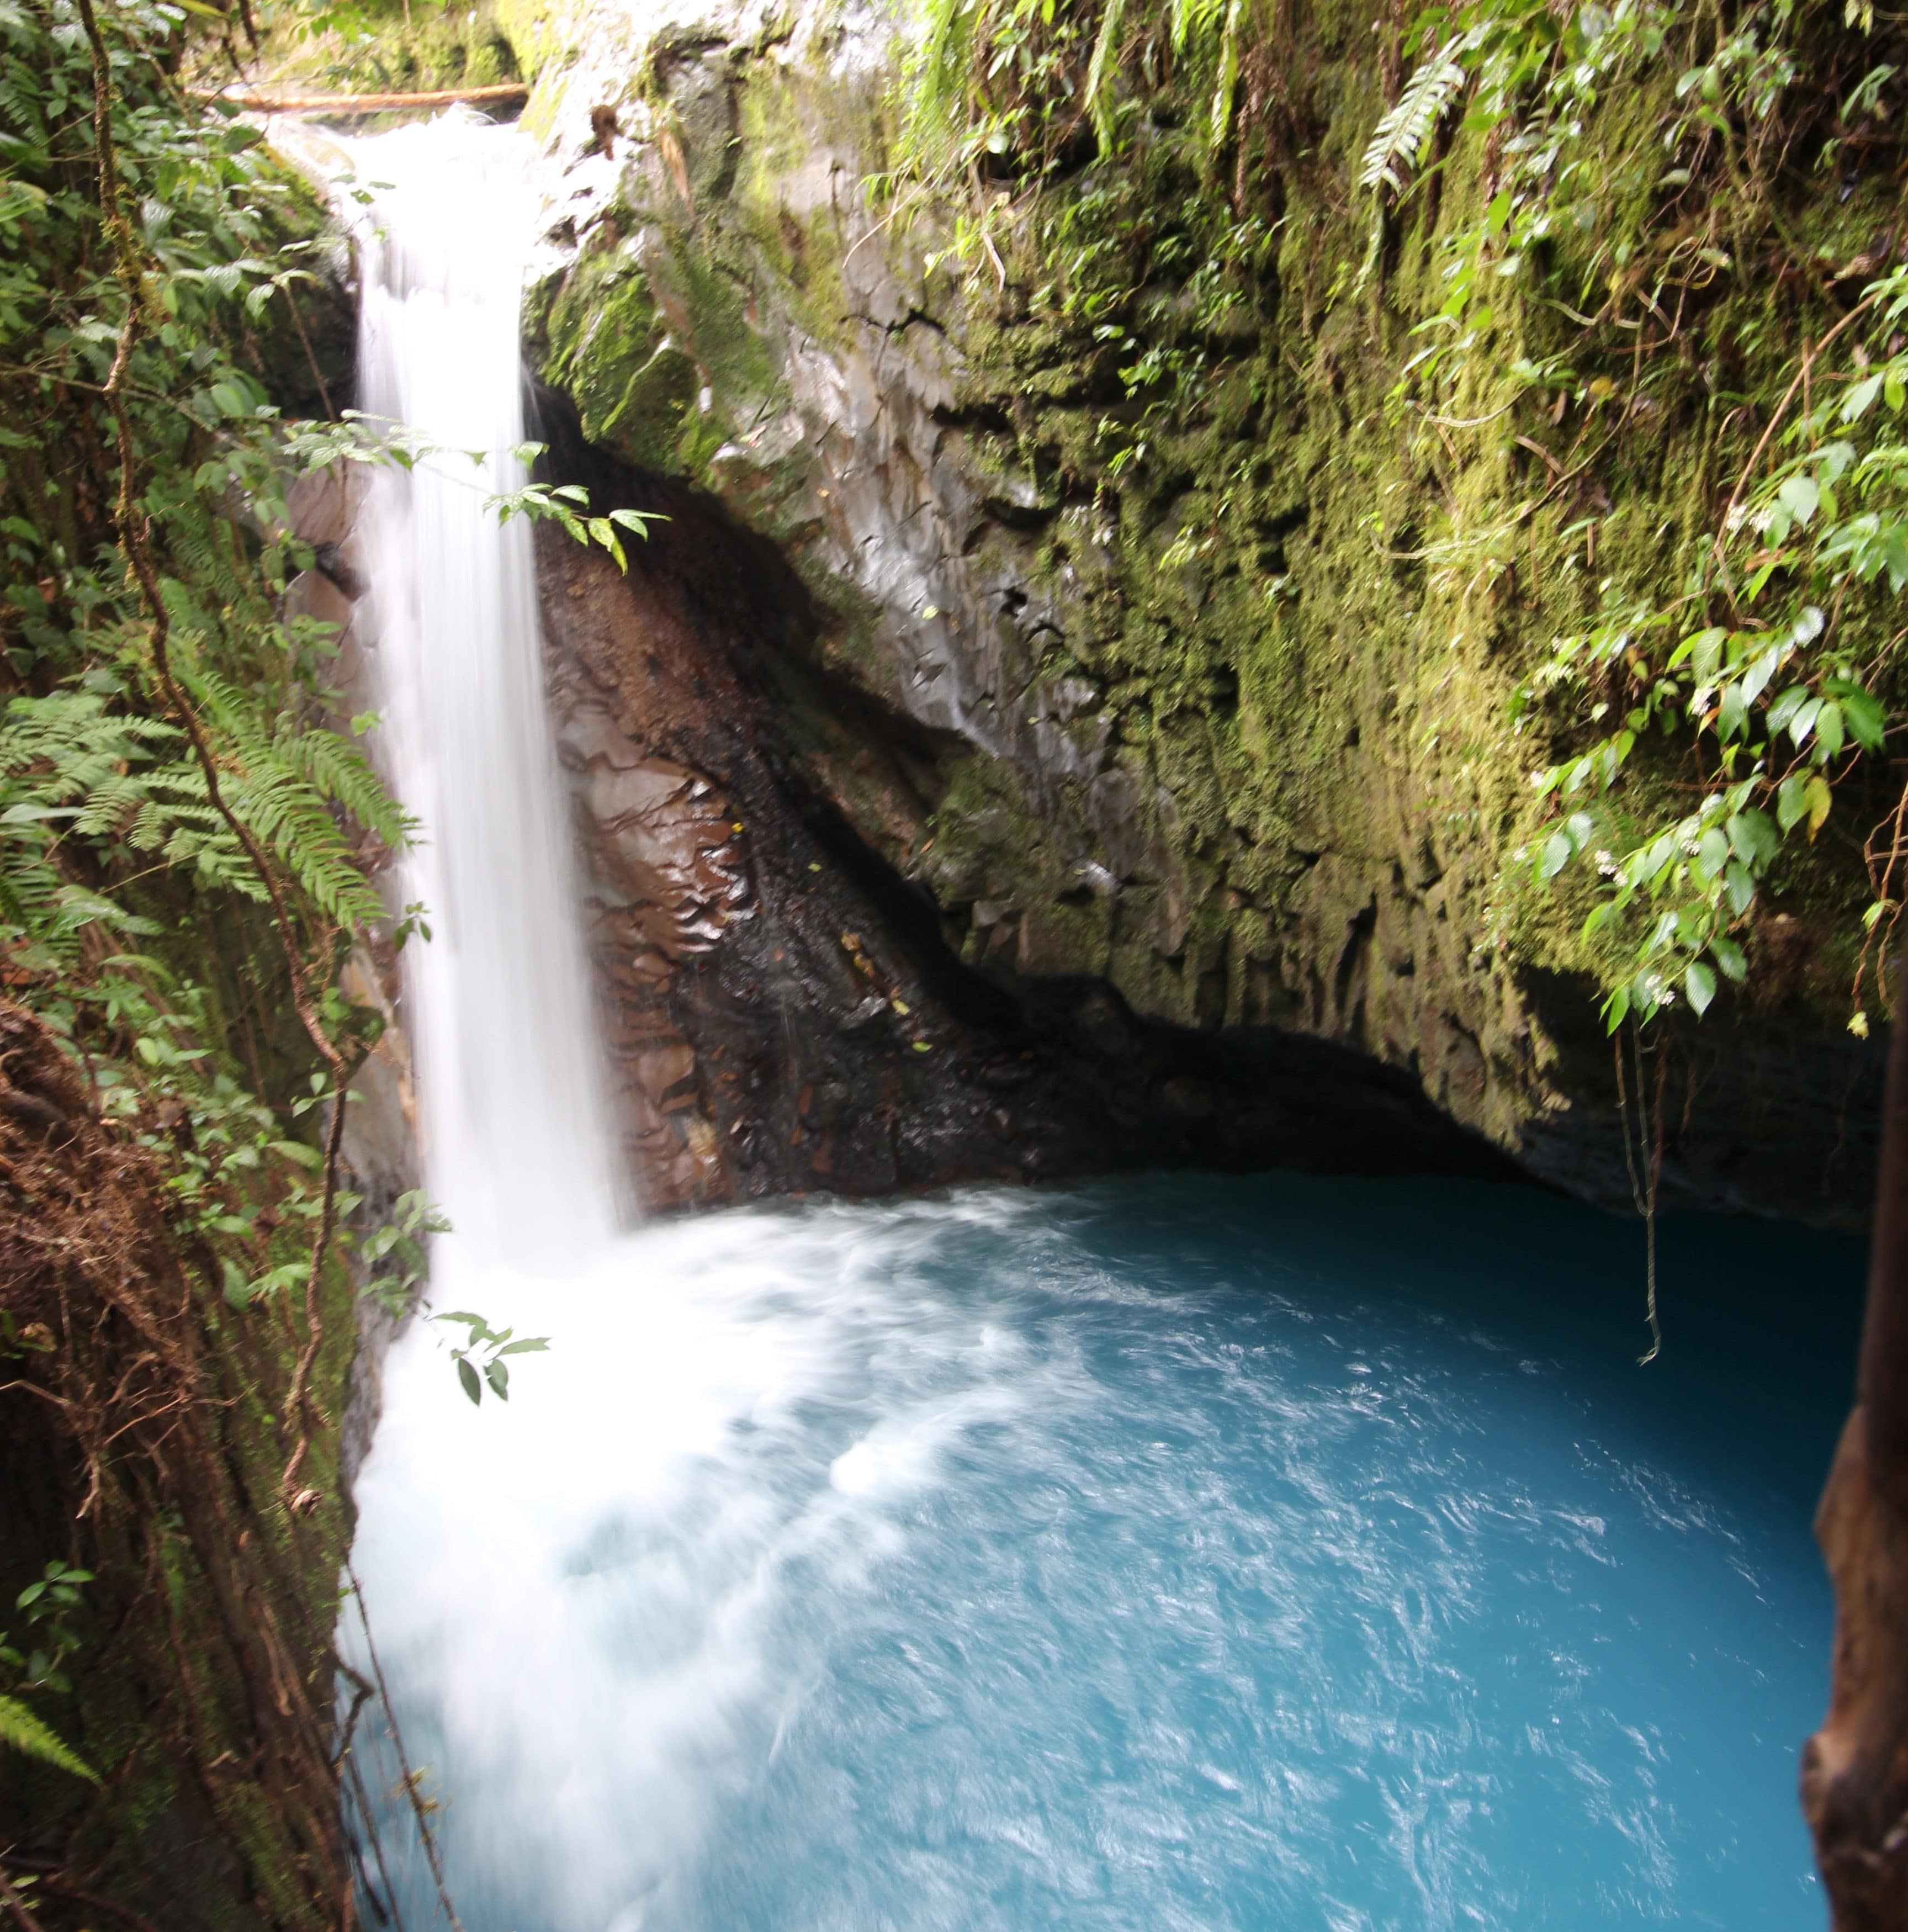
left=1841, top=373, right=1884, bottom=424
left=1805, top=773, right=1833, bottom=837
left=1711, top=935, right=1748, bottom=982
left=0, top=1692, right=96, bottom=1782
left=1726, top=808, right=1779, bottom=870
left=457, top=1356, right=482, bottom=1406
left=1767, top=686, right=1809, bottom=735
left=1777, top=770, right=1810, bottom=832
left=1777, top=474, right=1821, bottom=526
left=1685, top=959, right=1716, bottom=1017
left=248, top=1262, right=308, bottom=1303
left=484, top=1358, right=510, bottom=1401
left=1836, top=683, right=1886, bottom=753
left=494, top=1337, right=550, bottom=1357
left=1672, top=627, right=1726, bottom=682
left=1740, top=647, right=1784, bottom=709
left=1538, top=829, right=1575, bottom=881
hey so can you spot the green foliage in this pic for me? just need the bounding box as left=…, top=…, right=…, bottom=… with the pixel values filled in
left=495, top=447, right=666, bottom=571
left=0, top=1692, right=97, bottom=1784
left=1400, top=0, right=1908, bottom=1030
left=1358, top=35, right=1468, bottom=197
left=2, top=1562, right=94, bottom=1697
left=0, top=1563, right=97, bottom=1784
left=434, top=1309, right=549, bottom=1404
left=899, top=0, right=1253, bottom=188
left=254, top=0, right=520, bottom=96
left=0, top=679, right=411, bottom=961
left=357, top=1186, right=449, bottom=1315
left=0, top=0, right=411, bottom=961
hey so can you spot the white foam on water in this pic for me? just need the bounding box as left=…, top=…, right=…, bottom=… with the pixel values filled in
left=349, top=1197, right=1075, bottom=1927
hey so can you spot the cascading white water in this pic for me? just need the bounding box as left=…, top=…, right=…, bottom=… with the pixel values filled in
left=350, top=113, right=615, bottom=1270
left=338, top=113, right=1846, bottom=1932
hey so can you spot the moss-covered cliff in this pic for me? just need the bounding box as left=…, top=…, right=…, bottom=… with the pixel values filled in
left=496, top=0, right=1901, bottom=1220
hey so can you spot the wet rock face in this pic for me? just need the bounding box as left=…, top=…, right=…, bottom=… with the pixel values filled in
left=532, top=411, right=1518, bottom=1208
left=534, top=425, right=1886, bottom=1215
left=509, top=0, right=1884, bottom=1224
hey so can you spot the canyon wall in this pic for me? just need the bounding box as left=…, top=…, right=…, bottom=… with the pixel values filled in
left=455, top=0, right=1890, bottom=1220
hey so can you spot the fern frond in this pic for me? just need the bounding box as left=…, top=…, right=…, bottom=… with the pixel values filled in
left=1209, top=0, right=1243, bottom=154
left=0, top=846, right=67, bottom=947
left=1358, top=37, right=1469, bottom=197
left=275, top=722, right=416, bottom=853
left=0, top=678, right=395, bottom=945
left=0, top=1692, right=97, bottom=1782
left=1170, top=0, right=1226, bottom=59
left=907, top=0, right=984, bottom=152
left=1084, top=0, right=1128, bottom=154
left=222, top=759, right=387, bottom=929
left=187, top=673, right=406, bottom=928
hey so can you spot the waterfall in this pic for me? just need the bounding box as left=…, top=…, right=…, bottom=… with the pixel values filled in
left=350, top=113, right=615, bottom=1271
left=335, top=113, right=1841, bottom=1932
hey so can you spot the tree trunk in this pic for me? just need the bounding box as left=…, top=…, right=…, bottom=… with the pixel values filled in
left=1803, top=972, right=1908, bottom=1925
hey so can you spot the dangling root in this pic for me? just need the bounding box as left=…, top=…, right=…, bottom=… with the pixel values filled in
left=1614, top=1020, right=1666, bottom=1365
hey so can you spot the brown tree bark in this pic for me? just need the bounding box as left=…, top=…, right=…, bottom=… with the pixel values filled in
left=1803, top=970, right=1908, bottom=1925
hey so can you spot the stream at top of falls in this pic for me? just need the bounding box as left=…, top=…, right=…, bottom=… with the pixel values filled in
left=336, top=115, right=1861, bottom=1932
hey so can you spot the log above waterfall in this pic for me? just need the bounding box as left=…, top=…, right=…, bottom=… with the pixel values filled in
left=196, top=82, right=527, bottom=114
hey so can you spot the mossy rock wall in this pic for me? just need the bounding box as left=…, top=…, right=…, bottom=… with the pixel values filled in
left=245, top=0, right=522, bottom=97
left=504, top=0, right=1887, bottom=1219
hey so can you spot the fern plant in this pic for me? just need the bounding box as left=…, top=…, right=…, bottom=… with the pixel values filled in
left=0, top=1693, right=96, bottom=1783
left=0, top=676, right=413, bottom=966
left=1357, top=35, right=1471, bottom=196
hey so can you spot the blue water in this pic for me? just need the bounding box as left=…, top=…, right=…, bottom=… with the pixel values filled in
left=345, top=1172, right=1861, bottom=1931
